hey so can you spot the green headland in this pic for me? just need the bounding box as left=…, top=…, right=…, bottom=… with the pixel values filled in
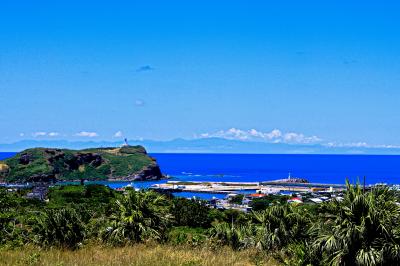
left=0, top=145, right=163, bottom=183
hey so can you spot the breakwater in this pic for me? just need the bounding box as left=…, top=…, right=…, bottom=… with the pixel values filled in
left=150, top=180, right=346, bottom=194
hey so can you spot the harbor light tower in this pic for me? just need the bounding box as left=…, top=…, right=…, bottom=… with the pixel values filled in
left=122, top=138, right=129, bottom=147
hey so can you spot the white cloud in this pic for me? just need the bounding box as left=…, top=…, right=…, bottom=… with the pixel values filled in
left=113, top=131, right=123, bottom=138
left=345, top=142, right=368, bottom=148
left=48, top=132, right=60, bottom=137
left=377, top=144, right=400, bottom=149
left=324, top=142, right=400, bottom=149
left=324, top=142, right=369, bottom=148
left=266, top=129, right=282, bottom=139
left=32, top=132, right=47, bottom=137
left=75, top=131, right=98, bottom=138
left=19, top=133, right=25, bottom=137
left=200, top=128, right=250, bottom=141
left=198, top=128, right=400, bottom=149
left=283, top=132, right=321, bottom=144
left=31, top=131, right=60, bottom=137
left=198, top=128, right=322, bottom=144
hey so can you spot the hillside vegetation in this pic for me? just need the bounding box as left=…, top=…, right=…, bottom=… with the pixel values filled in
left=1, top=181, right=400, bottom=265
left=0, top=146, right=162, bottom=183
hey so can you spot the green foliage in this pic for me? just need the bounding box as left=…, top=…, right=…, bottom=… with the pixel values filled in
left=310, top=180, right=400, bottom=265
left=101, top=152, right=152, bottom=177
left=48, top=185, right=116, bottom=204
left=250, top=195, right=290, bottom=211
left=0, top=146, right=155, bottom=182
left=167, top=226, right=207, bottom=246
left=0, top=188, right=14, bottom=212
left=2, top=149, right=52, bottom=182
left=208, top=203, right=312, bottom=255
left=47, top=185, right=118, bottom=216
left=221, top=209, right=250, bottom=225
left=2, top=181, right=400, bottom=266
left=280, top=242, right=319, bottom=266
left=171, top=198, right=213, bottom=228
left=252, top=204, right=311, bottom=251
left=0, top=212, right=27, bottom=248
left=47, top=185, right=86, bottom=205
left=101, top=190, right=172, bottom=246
left=0, top=188, right=42, bottom=248
left=229, top=194, right=244, bottom=204
left=209, top=222, right=256, bottom=250
left=31, top=208, right=86, bottom=249
left=113, top=145, right=147, bottom=155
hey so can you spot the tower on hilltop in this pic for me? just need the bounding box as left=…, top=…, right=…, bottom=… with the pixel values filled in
left=122, top=138, right=129, bottom=147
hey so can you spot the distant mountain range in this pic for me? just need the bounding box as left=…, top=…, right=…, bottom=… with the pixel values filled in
left=1, top=138, right=400, bottom=155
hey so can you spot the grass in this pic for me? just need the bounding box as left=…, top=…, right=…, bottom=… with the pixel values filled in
left=0, top=244, right=279, bottom=266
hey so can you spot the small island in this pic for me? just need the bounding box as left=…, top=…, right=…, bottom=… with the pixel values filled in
left=0, top=145, right=164, bottom=183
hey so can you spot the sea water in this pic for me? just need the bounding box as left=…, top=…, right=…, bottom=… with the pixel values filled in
left=2, top=152, right=400, bottom=199
left=152, top=153, right=400, bottom=185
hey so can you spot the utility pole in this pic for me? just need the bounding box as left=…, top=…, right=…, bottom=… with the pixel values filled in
left=363, top=176, right=366, bottom=194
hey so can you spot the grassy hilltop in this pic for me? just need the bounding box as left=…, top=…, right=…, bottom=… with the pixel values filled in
left=0, top=145, right=162, bottom=183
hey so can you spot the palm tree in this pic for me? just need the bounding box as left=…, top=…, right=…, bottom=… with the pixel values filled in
left=102, top=189, right=172, bottom=245
left=252, top=204, right=310, bottom=251
left=311, top=180, right=400, bottom=265
left=209, top=205, right=310, bottom=252
left=32, top=208, right=86, bottom=249
left=208, top=222, right=255, bottom=250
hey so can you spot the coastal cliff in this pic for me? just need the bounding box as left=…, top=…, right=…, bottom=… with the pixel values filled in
left=0, top=146, right=163, bottom=183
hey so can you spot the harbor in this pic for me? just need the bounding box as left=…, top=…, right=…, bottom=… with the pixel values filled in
left=150, top=178, right=347, bottom=195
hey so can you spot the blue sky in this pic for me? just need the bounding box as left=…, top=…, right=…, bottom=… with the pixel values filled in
left=1, top=1, right=400, bottom=149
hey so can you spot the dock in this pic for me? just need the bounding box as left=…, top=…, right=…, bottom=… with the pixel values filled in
left=153, top=181, right=259, bottom=194
left=151, top=180, right=346, bottom=194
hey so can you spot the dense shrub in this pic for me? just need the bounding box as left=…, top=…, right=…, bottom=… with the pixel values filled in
left=209, top=222, right=256, bottom=250
left=171, top=198, right=213, bottom=228
left=101, top=190, right=172, bottom=246
left=1, top=182, right=400, bottom=266
left=310, top=181, right=400, bottom=265
left=250, top=195, right=290, bottom=211
left=167, top=226, right=207, bottom=246
left=31, top=208, right=86, bottom=249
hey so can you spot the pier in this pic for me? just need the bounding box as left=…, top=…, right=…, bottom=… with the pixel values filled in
left=151, top=180, right=346, bottom=194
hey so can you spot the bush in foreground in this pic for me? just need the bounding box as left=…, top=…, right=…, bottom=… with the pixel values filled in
left=101, top=189, right=172, bottom=246
left=2, top=182, right=400, bottom=265
left=311, top=181, right=400, bottom=265
left=31, top=208, right=86, bottom=249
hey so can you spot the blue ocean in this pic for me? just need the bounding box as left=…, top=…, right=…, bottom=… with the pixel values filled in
left=152, top=153, right=400, bottom=185
left=2, top=152, right=400, bottom=199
